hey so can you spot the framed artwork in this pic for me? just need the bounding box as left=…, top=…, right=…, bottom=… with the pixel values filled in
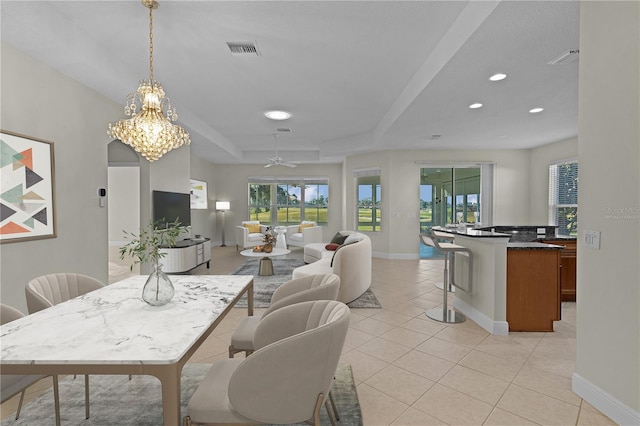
left=1, top=130, right=57, bottom=243
left=190, top=179, right=208, bottom=209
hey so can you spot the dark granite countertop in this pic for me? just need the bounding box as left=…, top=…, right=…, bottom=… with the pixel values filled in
left=477, top=225, right=558, bottom=230
left=508, top=242, right=564, bottom=250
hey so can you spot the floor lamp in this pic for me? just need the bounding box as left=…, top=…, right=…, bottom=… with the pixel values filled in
left=216, top=201, right=230, bottom=247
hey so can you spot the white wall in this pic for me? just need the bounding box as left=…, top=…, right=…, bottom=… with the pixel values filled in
left=107, top=167, right=140, bottom=243
left=0, top=43, right=121, bottom=312
left=344, top=148, right=533, bottom=258
left=573, top=2, right=639, bottom=423
left=190, top=155, right=218, bottom=242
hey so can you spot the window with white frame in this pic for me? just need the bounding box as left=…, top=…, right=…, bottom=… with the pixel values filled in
left=355, top=168, right=381, bottom=232
left=549, top=160, right=578, bottom=236
left=248, top=177, right=328, bottom=226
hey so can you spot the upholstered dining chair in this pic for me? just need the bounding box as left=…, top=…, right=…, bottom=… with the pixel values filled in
left=25, top=272, right=105, bottom=419
left=0, top=303, right=57, bottom=421
left=25, top=272, right=105, bottom=314
left=229, top=273, right=340, bottom=358
left=184, top=300, right=350, bottom=426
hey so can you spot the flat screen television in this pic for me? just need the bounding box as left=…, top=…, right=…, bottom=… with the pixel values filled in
left=152, top=190, right=191, bottom=228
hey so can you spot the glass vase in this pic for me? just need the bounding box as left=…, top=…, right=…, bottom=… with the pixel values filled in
left=142, top=263, right=174, bottom=306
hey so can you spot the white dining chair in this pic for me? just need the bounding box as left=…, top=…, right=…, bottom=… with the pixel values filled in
left=1, top=303, right=57, bottom=421
left=25, top=273, right=105, bottom=420
left=228, top=273, right=340, bottom=357
left=184, top=300, right=350, bottom=426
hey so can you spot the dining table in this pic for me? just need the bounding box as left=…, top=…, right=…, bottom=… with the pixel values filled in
left=0, top=274, right=254, bottom=425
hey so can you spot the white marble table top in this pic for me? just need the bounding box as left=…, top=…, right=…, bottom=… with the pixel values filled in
left=0, top=274, right=253, bottom=365
left=240, top=247, right=290, bottom=258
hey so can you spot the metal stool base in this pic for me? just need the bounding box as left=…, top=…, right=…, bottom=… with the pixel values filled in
left=434, top=282, right=456, bottom=292
left=426, top=308, right=466, bottom=324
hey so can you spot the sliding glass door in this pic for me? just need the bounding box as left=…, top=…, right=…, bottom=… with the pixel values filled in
left=419, top=166, right=482, bottom=257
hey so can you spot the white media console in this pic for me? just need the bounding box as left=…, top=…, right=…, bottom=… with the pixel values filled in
left=159, top=238, right=212, bottom=273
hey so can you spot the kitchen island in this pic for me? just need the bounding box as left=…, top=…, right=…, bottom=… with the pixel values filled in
left=433, top=227, right=512, bottom=335
left=432, top=227, right=565, bottom=334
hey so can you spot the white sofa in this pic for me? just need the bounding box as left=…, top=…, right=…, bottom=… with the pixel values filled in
left=292, top=231, right=371, bottom=304
left=235, top=221, right=268, bottom=250
left=285, top=221, right=323, bottom=248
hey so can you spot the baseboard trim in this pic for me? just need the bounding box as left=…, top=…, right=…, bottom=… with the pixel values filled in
left=452, top=298, right=509, bottom=335
left=572, top=373, right=640, bottom=425
left=372, top=251, right=420, bottom=260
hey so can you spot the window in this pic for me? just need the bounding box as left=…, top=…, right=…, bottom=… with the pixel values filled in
left=304, top=183, right=329, bottom=224
left=249, top=183, right=272, bottom=224
left=549, top=161, right=578, bottom=236
left=277, top=183, right=301, bottom=223
left=247, top=178, right=329, bottom=225
left=419, top=166, right=481, bottom=233
left=356, top=169, right=381, bottom=232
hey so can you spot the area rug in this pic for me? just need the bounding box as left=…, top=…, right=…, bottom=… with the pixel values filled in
left=231, top=258, right=381, bottom=308
left=1, top=363, right=362, bottom=426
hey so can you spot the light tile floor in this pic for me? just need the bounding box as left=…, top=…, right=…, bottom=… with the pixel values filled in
left=1, top=245, right=616, bottom=425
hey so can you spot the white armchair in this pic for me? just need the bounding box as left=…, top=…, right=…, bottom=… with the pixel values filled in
left=235, top=221, right=268, bottom=250
left=286, top=221, right=323, bottom=248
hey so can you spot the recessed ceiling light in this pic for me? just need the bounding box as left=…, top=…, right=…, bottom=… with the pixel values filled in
left=529, top=107, right=544, bottom=113
left=469, top=103, right=483, bottom=109
left=489, top=73, right=507, bottom=81
left=264, top=110, right=292, bottom=120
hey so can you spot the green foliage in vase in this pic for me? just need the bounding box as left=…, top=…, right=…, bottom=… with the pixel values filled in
left=119, top=219, right=190, bottom=270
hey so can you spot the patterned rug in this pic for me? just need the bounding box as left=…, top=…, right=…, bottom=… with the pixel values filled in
left=231, top=258, right=381, bottom=308
left=1, top=363, right=362, bottom=425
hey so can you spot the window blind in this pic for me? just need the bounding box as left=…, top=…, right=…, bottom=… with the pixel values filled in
left=549, top=160, right=578, bottom=236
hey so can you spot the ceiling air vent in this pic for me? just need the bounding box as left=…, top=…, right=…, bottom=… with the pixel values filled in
left=277, top=128, right=291, bottom=133
left=227, top=42, right=261, bottom=56
left=548, top=49, right=579, bottom=65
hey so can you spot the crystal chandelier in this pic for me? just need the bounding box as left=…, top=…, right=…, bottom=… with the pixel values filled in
left=108, top=0, right=190, bottom=162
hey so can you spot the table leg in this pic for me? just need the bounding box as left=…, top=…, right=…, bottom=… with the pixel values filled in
left=53, top=375, right=61, bottom=426
left=247, top=280, right=254, bottom=316
left=148, top=364, right=182, bottom=425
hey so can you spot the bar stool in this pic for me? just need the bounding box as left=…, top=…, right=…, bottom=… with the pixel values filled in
left=431, top=229, right=456, bottom=293
left=419, top=231, right=473, bottom=324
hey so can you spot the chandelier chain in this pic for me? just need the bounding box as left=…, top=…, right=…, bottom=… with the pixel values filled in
left=148, top=3, right=154, bottom=82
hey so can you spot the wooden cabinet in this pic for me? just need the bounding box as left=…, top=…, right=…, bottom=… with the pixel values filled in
left=543, top=239, right=577, bottom=301
left=507, top=248, right=561, bottom=332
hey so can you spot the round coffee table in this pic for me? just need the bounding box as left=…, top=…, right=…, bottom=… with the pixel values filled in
left=240, top=247, right=291, bottom=276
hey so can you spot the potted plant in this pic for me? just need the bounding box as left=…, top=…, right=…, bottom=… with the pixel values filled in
left=120, top=218, right=189, bottom=306
left=262, top=226, right=277, bottom=253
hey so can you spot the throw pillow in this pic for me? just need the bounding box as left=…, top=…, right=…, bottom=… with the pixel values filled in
left=244, top=223, right=261, bottom=233
left=329, top=232, right=349, bottom=245
left=343, top=233, right=363, bottom=245
left=325, top=243, right=340, bottom=251
left=299, top=223, right=315, bottom=233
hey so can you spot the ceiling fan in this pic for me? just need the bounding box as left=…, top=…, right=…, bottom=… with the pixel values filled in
left=265, top=132, right=297, bottom=168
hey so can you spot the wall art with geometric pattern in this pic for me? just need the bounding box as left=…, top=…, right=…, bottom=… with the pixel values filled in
left=0, top=130, right=56, bottom=243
